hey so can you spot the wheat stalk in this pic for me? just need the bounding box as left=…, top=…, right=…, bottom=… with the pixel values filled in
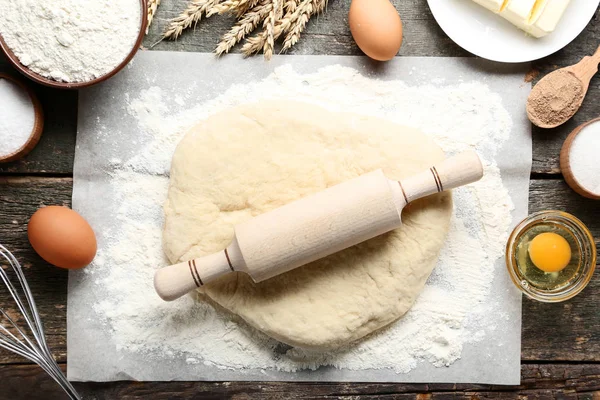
left=235, top=0, right=263, bottom=17
left=240, top=31, right=268, bottom=57
left=261, top=0, right=284, bottom=60
left=209, top=0, right=260, bottom=16
left=163, top=0, right=221, bottom=40
left=285, top=0, right=300, bottom=13
left=146, top=0, right=161, bottom=34
left=215, top=0, right=272, bottom=55
left=165, top=0, right=327, bottom=55
left=282, top=0, right=326, bottom=52
left=241, top=0, right=303, bottom=57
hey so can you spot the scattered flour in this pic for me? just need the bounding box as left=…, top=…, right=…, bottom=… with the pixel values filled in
left=0, top=0, right=141, bottom=82
left=90, top=65, right=514, bottom=374
left=0, top=77, right=35, bottom=157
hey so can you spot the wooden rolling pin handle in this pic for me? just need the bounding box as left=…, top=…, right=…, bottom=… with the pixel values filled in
left=154, top=249, right=235, bottom=301
left=400, top=150, right=483, bottom=203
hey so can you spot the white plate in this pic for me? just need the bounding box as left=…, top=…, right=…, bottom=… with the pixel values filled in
left=427, top=0, right=599, bottom=63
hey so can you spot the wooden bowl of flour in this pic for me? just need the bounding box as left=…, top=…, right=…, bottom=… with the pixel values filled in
left=0, top=0, right=147, bottom=90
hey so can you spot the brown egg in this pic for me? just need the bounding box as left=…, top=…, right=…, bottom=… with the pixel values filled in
left=348, top=0, right=403, bottom=61
left=28, top=206, right=97, bottom=269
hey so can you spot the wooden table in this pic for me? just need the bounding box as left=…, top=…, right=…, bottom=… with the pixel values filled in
left=1, top=1, right=599, bottom=398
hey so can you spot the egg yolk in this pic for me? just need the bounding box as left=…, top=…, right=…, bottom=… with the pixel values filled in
left=528, top=232, right=571, bottom=273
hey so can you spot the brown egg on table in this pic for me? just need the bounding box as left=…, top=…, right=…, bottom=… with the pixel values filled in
left=28, top=206, right=97, bottom=269
left=348, top=0, right=403, bottom=61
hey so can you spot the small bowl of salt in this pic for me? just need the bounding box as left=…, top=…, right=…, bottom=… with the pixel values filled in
left=0, top=74, right=44, bottom=163
left=560, top=118, right=600, bottom=200
left=0, top=0, right=147, bottom=89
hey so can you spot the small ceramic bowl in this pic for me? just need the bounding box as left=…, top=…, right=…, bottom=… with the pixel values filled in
left=0, top=0, right=147, bottom=90
left=506, top=210, right=596, bottom=303
left=0, top=74, right=44, bottom=163
left=560, top=117, right=600, bottom=200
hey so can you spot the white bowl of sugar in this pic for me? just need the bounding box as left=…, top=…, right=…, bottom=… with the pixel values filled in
left=0, top=0, right=147, bottom=89
left=560, top=118, right=600, bottom=200
left=0, top=74, right=44, bottom=163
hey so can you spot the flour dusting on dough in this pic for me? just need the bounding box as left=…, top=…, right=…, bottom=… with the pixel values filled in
left=91, top=65, right=514, bottom=374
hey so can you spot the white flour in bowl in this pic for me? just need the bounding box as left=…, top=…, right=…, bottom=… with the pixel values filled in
left=87, top=64, right=515, bottom=374
left=0, top=0, right=141, bottom=83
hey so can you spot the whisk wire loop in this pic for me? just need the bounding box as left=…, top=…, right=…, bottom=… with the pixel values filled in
left=0, top=244, right=81, bottom=400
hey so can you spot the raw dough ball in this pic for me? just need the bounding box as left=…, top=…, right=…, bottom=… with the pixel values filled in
left=163, top=101, right=452, bottom=350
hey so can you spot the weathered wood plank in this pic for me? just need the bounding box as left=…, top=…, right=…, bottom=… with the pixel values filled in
left=2, top=363, right=600, bottom=399
left=0, top=177, right=598, bottom=367
left=0, top=57, right=77, bottom=175
left=528, top=179, right=600, bottom=246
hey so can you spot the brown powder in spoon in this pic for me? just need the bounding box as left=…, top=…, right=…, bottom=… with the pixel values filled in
left=526, top=70, right=584, bottom=128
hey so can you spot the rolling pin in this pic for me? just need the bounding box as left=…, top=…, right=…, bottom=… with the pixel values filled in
left=154, top=150, right=484, bottom=301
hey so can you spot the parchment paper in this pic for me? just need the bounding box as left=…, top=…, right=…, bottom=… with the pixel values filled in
left=68, top=52, right=530, bottom=384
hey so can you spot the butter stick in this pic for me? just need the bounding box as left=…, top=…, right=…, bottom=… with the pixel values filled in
left=472, top=0, right=506, bottom=12
left=526, top=0, right=571, bottom=38
left=471, top=0, right=571, bottom=38
left=500, top=0, right=538, bottom=28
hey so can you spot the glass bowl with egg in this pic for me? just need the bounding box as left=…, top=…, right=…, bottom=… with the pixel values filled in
left=506, top=210, right=596, bottom=303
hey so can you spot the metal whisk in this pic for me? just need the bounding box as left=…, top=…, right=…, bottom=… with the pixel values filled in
left=0, top=245, right=81, bottom=400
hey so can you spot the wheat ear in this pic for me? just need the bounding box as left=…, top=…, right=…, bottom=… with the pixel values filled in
left=146, top=0, right=161, bottom=34
left=282, top=0, right=326, bottom=52
left=163, top=0, right=221, bottom=40
left=262, top=0, right=283, bottom=60
left=209, top=0, right=260, bottom=16
left=235, top=0, right=263, bottom=17
left=284, top=0, right=300, bottom=13
left=215, top=0, right=272, bottom=56
left=240, top=0, right=303, bottom=57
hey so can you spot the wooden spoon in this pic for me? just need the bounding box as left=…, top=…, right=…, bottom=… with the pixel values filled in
left=527, top=45, right=600, bottom=129
left=0, top=74, right=44, bottom=163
